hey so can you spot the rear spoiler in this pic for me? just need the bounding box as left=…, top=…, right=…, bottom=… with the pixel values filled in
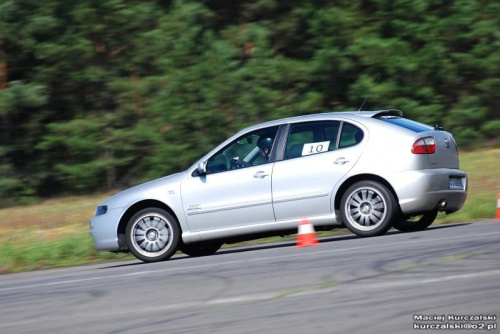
left=372, top=109, right=403, bottom=118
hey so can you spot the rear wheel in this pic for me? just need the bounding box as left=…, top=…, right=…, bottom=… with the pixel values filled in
left=125, top=208, right=180, bottom=262
left=340, top=181, right=397, bottom=237
left=393, top=210, right=438, bottom=232
left=181, top=241, right=223, bottom=257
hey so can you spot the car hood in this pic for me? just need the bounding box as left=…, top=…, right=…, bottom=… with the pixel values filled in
left=100, top=172, right=186, bottom=209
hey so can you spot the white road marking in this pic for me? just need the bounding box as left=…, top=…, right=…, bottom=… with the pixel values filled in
left=198, top=269, right=500, bottom=302
left=0, top=229, right=500, bottom=293
left=306, top=269, right=500, bottom=293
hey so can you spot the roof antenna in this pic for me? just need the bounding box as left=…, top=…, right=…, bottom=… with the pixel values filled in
left=358, top=75, right=381, bottom=111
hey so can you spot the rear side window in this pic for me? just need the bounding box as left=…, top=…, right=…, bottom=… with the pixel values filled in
left=285, top=121, right=341, bottom=159
left=339, top=123, right=364, bottom=148
left=378, top=117, right=432, bottom=133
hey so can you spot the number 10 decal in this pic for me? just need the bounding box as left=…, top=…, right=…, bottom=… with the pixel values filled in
left=302, top=141, right=330, bottom=156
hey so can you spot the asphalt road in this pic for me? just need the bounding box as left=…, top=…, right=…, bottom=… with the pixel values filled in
left=1, top=220, right=499, bottom=334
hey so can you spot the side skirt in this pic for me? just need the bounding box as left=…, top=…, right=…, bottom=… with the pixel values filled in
left=181, top=213, right=340, bottom=244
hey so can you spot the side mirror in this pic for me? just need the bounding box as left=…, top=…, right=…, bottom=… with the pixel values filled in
left=197, top=161, right=207, bottom=175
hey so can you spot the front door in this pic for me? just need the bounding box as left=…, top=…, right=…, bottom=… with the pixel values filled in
left=181, top=126, right=280, bottom=233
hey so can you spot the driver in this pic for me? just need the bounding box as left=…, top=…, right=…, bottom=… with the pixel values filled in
left=231, top=136, right=274, bottom=169
left=257, top=137, right=273, bottom=162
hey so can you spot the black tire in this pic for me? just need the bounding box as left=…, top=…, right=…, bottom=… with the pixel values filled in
left=125, top=208, right=180, bottom=263
left=393, top=210, right=438, bottom=232
left=181, top=241, right=223, bottom=257
left=340, top=180, right=397, bottom=237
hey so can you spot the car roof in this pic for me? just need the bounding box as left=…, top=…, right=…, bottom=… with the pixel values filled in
left=239, top=109, right=403, bottom=134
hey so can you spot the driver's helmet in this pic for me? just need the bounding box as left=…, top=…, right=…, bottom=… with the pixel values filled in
left=257, top=137, right=273, bottom=151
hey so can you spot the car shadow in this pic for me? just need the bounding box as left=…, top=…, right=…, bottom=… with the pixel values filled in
left=100, top=222, right=471, bottom=269
left=99, top=253, right=190, bottom=269
left=389, top=222, right=471, bottom=234
left=427, top=222, right=471, bottom=230
left=219, top=222, right=472, bottom=253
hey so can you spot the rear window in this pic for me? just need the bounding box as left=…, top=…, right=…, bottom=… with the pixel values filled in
left=378, top=117, right=432, bottom=133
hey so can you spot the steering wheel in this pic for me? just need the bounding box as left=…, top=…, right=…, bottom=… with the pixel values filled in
left=230, top=158, right=252, bottom=169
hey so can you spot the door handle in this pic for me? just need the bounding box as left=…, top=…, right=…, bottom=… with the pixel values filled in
left=253, top=171, right=269, bottom=179
left=334, top=157, right=350, bottom=165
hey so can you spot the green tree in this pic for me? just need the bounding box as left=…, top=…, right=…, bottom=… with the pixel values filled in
left=1, top=0, right=499, bottom=204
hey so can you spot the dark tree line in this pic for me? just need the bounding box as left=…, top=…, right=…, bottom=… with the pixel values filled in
left=0, top=0, right=499, bottom=205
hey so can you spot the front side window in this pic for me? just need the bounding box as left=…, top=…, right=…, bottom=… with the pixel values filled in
left=284, top=121, right=341, bottom=159
left=205, top=126, right=279, bottom=174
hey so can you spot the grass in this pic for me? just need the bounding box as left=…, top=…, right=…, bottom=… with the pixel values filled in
left=0, top=149, right=498, bottom=274
left=0, top=193, right=135, bottom=273
left=0, top=231, right=132, bottom=274
left=436, top=148, right=500, bottom=223
left=0, top=194, right=111, bottom=232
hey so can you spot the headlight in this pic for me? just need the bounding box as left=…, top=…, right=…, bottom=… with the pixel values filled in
left=95, top=205, right=108, bottom=216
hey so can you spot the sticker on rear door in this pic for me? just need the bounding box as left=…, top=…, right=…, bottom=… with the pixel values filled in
left=302, top=141, right=330, bottom=156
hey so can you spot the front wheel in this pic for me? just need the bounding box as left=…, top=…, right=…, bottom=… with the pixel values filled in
left=340, top=181, right=397, bottom=237
left=393, top=210, right=438, bottom=232
left=125, top=208, right=180, bottom=262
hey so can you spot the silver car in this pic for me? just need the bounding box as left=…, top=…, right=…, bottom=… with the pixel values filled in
left=90, top=110, right=467, bottom=262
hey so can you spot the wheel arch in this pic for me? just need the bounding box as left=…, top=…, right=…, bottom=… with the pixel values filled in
left=334, top=174, right=400, bottom=215
left=117, top=200, right=182, bottom=244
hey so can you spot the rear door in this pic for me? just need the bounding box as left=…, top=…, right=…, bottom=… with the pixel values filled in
left=271, top=120, right=366, bottom=221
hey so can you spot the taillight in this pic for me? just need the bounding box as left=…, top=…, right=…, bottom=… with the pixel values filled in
left=411, top=136, right=436, bottom=154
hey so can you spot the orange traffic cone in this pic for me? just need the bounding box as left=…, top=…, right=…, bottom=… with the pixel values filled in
left=496, top=193, right=500, bottom=220
left=296, top=219, right=319, bottom=247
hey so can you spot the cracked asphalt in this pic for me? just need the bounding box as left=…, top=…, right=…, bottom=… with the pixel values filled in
left=0, top=220, right=499, bottom=333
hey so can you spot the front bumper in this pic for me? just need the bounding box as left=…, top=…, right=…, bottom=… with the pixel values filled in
left=89, top=207, right=126, bottom=251
left=388, top=169, right=467, bottom=215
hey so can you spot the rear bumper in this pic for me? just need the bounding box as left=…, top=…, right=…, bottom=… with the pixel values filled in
left=387, top=169, right=467, bottom=215
left=89, top=207, right=125, bottom=251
